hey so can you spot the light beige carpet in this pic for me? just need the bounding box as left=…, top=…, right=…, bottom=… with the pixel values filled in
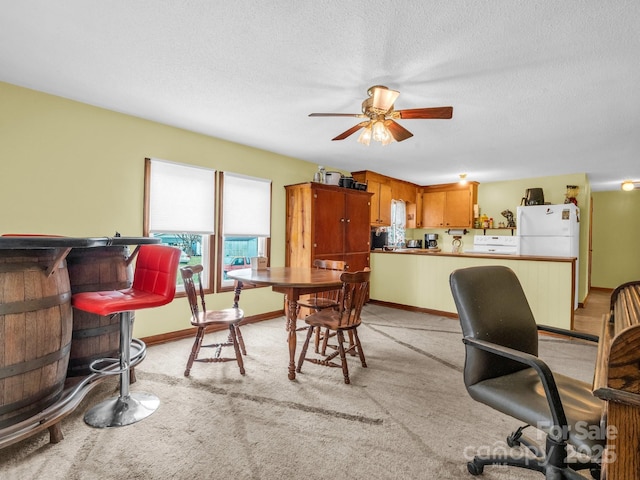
left=0, top=304, right=598, bottom=479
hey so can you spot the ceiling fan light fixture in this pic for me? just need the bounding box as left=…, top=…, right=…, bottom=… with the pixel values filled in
left=357, top=124, right=372, bottom=146
left=621, top=180, right=638, bottom=191
left=459, top=173, right=468, bottom=185
left=370, top=85, right=400, bottom=113
left=372, top=120, right=389, bottom=142
left=380, top=132, right=394, bottom=146
left=309, top=85, right=452, bottom=144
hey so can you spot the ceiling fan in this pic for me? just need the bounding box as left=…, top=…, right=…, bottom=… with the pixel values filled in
left=309, top=85, right=453, bottom=145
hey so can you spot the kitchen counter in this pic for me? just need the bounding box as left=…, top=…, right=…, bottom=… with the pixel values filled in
left=369, top=250, right=578, bottom=329
left=373, top=247, right=577, bottom=262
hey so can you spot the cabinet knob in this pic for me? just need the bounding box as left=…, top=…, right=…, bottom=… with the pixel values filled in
left=346, top=219, right=350, bottom=223
left=341, top=218, right=345, bottom=222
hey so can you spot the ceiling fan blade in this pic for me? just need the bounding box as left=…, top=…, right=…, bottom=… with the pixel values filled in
left=384, top=120, right=413, bottom=142
left=396, top=106, right=453, bottom=119
left=332, top=121, right=370, bottom=141
left=309, top=113, right=364, bottom=117
left=371, top=86, right=400, bottom=112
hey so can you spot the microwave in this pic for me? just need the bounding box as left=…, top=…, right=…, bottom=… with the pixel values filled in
left=371, top=230, right=388, bottom=250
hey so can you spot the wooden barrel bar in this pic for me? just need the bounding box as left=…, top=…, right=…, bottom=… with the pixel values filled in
left=0, top=249, right=72, bottom=429
left=0, top=236, right=159, bottom=448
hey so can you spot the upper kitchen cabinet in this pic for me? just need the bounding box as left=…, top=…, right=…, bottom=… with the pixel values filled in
left=368, top=179, right=392, bottom=226
left=420, top=182, right=478, bottom=228
left=285, top=182, right=372, bottom=271
left=352, top=170, right=418, bottom=227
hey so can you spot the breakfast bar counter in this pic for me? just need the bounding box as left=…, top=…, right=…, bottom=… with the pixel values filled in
left=370, top=249, right=577, bottom=330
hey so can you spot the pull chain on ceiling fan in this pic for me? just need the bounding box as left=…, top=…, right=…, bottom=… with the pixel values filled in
left=309, top=85, right=453, bottom=146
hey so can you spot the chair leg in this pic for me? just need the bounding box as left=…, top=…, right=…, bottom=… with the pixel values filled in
left=352, top=328, right=367, bottom=368
left=185, top=326, right=206, bottom=377
left=296, top=325, right=314, bottom=373
left=229, top=324, right=245, bottom=375
left=235, top=324, right=247, bottom=355
left=320, top=328, right=330, bottom=355
left=314, top=326, right=321, bottom=353
left=336, top=330, right=351, bottom=384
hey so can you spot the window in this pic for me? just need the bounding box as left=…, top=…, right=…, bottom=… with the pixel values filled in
left=144, top=158, right=216, bottom=291
left=218, top=172, right=271, bottom=290
left=389, top=199, right=406, bottom=246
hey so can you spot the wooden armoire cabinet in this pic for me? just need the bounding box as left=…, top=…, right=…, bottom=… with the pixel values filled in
left=285, top=182, right=372, bottom=272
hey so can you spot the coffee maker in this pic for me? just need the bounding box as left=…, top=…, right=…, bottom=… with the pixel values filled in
left=425, top=233, right=439, bottom=249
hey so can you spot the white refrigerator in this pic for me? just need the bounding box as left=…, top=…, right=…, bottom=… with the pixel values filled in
left=517, top=203, right=580, bottom=309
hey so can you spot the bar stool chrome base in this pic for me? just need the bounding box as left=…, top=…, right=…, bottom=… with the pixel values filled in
left=84, top=311, right=159, bottom=428
left=84, top=392, right=160, bottom=428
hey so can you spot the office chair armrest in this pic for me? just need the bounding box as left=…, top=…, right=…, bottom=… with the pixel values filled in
left=536, top=324, right=599, bottom=343
left=463, top=337, right=568, bottom=438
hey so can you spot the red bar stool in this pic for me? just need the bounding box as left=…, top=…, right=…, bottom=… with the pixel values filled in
left=71, top=244, right=181, bottom=428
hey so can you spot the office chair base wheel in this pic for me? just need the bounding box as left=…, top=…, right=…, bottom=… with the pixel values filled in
left=506, top=425, right=526, bottom=447
left=467, top=460, right=484, bottom=475
left=84, top=392, right=160, bottom=428
left=589, top=467, right=601, bottom=480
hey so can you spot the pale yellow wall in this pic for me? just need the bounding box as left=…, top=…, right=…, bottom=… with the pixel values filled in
left=0, top=81, right=342, bottom=337
left=591, top=189, right=640, bottom=288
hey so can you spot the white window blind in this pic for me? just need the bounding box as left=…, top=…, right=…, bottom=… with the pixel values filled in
left=222, top=173, right=271, bottom=237
left=148, top=158, right=216, bottom=233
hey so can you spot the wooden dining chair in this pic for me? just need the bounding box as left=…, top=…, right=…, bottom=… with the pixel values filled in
left=295, top=259, right=347, bottom=353
left=181, top=265, right=247, bottom=376
left=296, top=270, right=370, bottom=384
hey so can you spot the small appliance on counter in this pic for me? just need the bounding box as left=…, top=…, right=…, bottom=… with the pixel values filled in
left=521, top=188, right=545, bottom=206
left=425, top=233, right=439, bottom=249
left=371, top=230, right=388, bottom=250
left=406, top=239, right=422, bottom=248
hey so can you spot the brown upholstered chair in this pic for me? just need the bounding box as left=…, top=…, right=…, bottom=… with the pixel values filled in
left=296, top=259, right=347, bottom=353
left=296, top=270, right=370, bottom=384
left=181, top=265, right=246, bottom=376
left=449, top=265, right=603, bottom=479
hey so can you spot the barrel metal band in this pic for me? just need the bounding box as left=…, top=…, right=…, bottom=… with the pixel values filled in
left=72, top=322, right=120, bottom=339
left=0, top=342, right=71, bottom=380
left=0, top=291, right=71, bottom=315
left=0, top=383, right=64, bottom=424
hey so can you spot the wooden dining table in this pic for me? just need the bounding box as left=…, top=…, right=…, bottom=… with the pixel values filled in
left=227, top=267, right=343, bottom=380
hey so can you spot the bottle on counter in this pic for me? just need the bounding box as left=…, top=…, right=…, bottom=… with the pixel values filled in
left=481, top=214, right=489, bottom=228
left=489, top=217, right=494, bottom=228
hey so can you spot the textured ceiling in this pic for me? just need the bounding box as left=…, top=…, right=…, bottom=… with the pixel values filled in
left=1, top=1, right=639, bottom=191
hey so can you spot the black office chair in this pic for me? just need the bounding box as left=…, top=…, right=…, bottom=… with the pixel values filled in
left=449, top=266, right=604, bottom=479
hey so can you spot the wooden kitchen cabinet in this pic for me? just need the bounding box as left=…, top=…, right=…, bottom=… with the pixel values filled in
left=368, top=180, right=392, bottom=226
left=285, top=182, right=372, bottom=271
left=351, top=170, right=399, bottom=226
left=420, top=182, right=478, bottom=228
